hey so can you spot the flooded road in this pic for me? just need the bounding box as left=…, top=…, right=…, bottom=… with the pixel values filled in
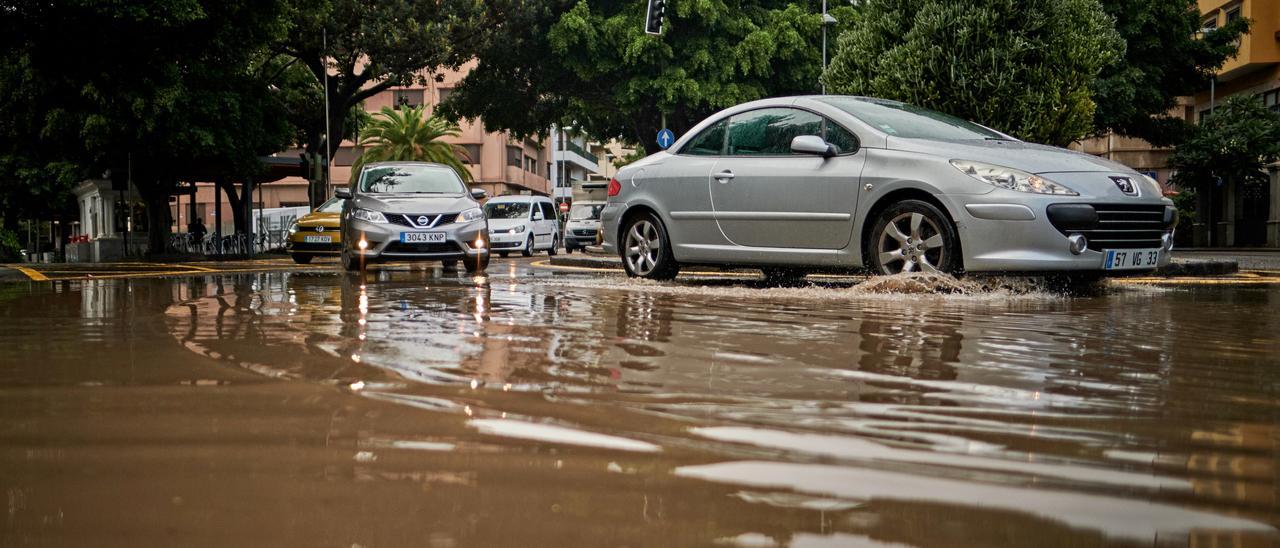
left=2, top=261, right=1278, bottom=547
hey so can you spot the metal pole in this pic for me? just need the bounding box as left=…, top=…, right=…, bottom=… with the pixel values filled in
left=322, top=28, right=332, bottom=208
left=821, top=0, right=828, bottom=95
left=1210, top=78, right=1216, bottom=112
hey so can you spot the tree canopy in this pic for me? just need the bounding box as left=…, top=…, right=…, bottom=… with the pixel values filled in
left=1092, top=0, right=1249, bottom=146
left=1170, top=96, right=1280, bottom=190
left=443, top=0, right=852, bottom=153
left=821, top=0, right=1123, bottom=147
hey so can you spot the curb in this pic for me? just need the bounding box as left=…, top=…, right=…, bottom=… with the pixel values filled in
left=550, top=256, right=621, bottom=270
left=1155, top=259, right=1239, bottom=277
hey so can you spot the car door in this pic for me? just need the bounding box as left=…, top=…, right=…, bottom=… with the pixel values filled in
left=534, top=201, right=556, bottom=248
left=708, top=107, right=864, bottom=250
left=658, top=119, right=730, bottom=258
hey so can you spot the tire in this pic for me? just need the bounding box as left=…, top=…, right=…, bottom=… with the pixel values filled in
left=521, top=236, right=534, bottom=257
left=442, top=260, right=458, bottom=271
left=465, top=253, right=490, bottom=273
left=566, top=246, right=575, bottom=254
left=867, top=199, right=960, bottom=275
left=341, top=248, right=361, bottom=272
left=499, top=251, right=509, bottom=258
left=620, top=212, right=679, bottom=280
left=548, top=235, right=559, bottom=256
left=291, top=253, right=313, bottom=265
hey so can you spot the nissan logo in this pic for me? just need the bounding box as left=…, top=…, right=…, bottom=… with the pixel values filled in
left=417, top=215, right=431, bottom=226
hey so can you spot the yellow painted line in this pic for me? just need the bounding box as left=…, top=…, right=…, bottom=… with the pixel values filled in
left=12, top=266, right=49, bottom=282
left=171, top=263, right=218, bottom=272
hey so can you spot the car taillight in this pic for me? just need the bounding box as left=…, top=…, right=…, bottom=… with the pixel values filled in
left=607, top=178, right=621, bottom=197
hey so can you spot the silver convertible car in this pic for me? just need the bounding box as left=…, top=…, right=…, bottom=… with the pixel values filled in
left=602, top=96, right=1177, bottom=279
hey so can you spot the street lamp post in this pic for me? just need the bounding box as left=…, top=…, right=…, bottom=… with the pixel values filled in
left=821, top=2, right=837, bottom=94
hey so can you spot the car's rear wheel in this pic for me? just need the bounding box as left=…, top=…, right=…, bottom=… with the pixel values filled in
left=620, top=212, right=679, bottom=280
left=498, top=251, right=509, bottom=258
left=341, top=248, right=361, bottom=272
left=291, top=253, right=313, bottom=265
left=869, top=200, right=959, bottom=275
left=548, top=235, right=559, bottom=256
left=465, top=253, right=489, bottom=273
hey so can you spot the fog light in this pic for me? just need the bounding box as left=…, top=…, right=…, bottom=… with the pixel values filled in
left=1162, top=232, right=1174, bottom=251
left=1068, top=234, right=1087, bottom=255
left=474, top=238, right=486, bottom=249
left=357, top=239, right=368, bottom=250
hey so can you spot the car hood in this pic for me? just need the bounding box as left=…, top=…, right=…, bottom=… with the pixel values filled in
left=353, top=193, right=474, bottom=214
left=487, top=218, right=529, bottom=231
left=886, top=137, right=1138, bottom=175
left=297, top=212, right=340, bottom=228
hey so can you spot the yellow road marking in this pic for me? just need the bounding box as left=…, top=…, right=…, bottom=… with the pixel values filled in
left=13, top=266, right=49, bottom=281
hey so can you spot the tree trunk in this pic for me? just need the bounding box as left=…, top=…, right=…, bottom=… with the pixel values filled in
left=217, top=179, right=246, bottom=234
left=137, top=182, right=172, bottom=255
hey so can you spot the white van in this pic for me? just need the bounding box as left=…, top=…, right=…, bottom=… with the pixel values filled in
left=563, top=201, right=605, bottom=253
left=484, top=195, right=561, bottom=257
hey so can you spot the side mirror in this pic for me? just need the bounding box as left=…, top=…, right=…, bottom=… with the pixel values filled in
left=335, top=188, right=352, bottom=200
left=533, top=209, right=544, bottom=221
left=791, top=135, right=836, bottom=158
left=470, top=188, right=487, bottom=200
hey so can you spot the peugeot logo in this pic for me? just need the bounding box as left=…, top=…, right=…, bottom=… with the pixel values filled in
left=1110, top=176, right=1138, bottom=196
left=417, top=215, right=431, bottom=226
left=315, top=226, right=324, bottom=233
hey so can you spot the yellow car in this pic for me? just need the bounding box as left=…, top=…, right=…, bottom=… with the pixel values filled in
left=286, top=197, right=343, bottom=264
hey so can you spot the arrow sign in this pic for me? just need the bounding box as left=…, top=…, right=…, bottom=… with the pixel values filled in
left=656, top=128, right=675, bottom=150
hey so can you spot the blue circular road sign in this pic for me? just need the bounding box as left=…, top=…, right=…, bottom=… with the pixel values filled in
left=656, top=128, right=675, bottom=150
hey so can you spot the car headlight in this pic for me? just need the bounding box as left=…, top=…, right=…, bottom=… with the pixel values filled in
left=352, top=208, right=388, bottom=223
left=950, top=160, right=1078, bottom=196
left=510, top=225, right=527, bottom=234
left=287, top=221, right=298, bottom=235
left=456, top=207, right=484, bottom=223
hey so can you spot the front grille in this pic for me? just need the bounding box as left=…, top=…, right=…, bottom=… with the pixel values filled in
left=572, top=229, right=597, bottom=237
left=297, top=226, right=335, bottom=233
left=289, top=242, right=340, bottom=252
left=1049, top=204, right=1169, bottom=250
left=382, top=241, right=462, bottom=254
left=387, top=213, right=459, bottom=228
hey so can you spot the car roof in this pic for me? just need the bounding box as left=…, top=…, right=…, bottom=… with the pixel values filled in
left=360, top=161, right=453, bottom=169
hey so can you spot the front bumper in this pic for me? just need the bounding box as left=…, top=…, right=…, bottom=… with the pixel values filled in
left=344, top=217, right=489, bottom=262
left=939, top=192, right=1175, bottom=272
left=487, top=229, right=530, bottom=250
left=287, top=231, right=342, bottom=255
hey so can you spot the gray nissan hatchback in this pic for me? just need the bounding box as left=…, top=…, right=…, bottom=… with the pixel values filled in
left=337, top=162, right=490, bottom=272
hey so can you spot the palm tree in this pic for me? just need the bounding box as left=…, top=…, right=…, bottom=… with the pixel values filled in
left=350, top=105, right=473, bottom=183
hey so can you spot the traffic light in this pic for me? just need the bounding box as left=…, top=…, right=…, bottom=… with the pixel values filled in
left=645, top=0, right=665, bottom=35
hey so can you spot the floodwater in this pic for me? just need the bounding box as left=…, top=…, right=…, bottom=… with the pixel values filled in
left=1, top=263, right=1278, bottom=547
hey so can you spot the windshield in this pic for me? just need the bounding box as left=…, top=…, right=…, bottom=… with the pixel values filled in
left=358, top=165, right=466, bottom=194
left=817, top=97, right=1006, bottom=140
left=569, top=203, right=605, bottom=221
left=316, top=197, right=343, bottom=213
left=484, top=202, right=531, bottom=219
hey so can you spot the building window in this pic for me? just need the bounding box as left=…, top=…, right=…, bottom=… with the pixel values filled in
left=1202, top=14, right=1218, bottom=30
left=1224, top=5, right=1241, bottom=23
left=438, top=88, right=453, bottom=103
left=460, top=144, right=482, bottom=164
left=1263, top=90, right=1280, bottom=113
left=1198, top=108, right=1213, bottom=123
left=524, top=155, right=536, bottom=174
left=392, top=89, right=424, bottom=110
left=507, top=146, right=523, bottom=168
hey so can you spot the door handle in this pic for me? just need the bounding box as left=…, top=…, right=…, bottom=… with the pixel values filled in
left=713, top=170, right=735, bottom=182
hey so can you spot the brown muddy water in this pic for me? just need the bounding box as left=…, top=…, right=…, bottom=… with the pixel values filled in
left=1, top=266, right=1278, bottom=547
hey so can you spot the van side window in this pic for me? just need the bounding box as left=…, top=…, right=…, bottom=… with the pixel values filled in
left=540, top=202, right=556, bottom=220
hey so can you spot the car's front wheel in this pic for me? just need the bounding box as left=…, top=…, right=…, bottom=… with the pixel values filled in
left=868, top=200, right=959, bottom=275
left=521, top=236, right=534, bottom=257
left=465, top=253, right=489, bottom=273
left=548, top=235, right=559, bottom=256
left=620, top=212, right=679, bottom=280
left=341, top=248, right=361, bottom=272
left=291, top=253, right=313, bottom=265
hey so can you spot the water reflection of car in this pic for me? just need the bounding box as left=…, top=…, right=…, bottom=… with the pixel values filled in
left=602, top=96, right=1178, bottom=280
left=563, top=201, right=605, bottom=253
left=484, top=195, right=561, bottom=258
left=337, top=161, right=490, bottom=273
left=285, top=197, right=343, bottom=264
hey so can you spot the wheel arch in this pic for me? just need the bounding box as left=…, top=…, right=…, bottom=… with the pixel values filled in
left=858, top=187, right=964, bottom=270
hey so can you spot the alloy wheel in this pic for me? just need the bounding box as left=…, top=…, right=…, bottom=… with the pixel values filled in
left=877, top=212, right=947, bottom=274
left=624, top=220, right=662, bottom=276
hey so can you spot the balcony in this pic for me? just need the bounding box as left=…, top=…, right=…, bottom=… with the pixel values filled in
left=555, top=140, right=599, bottom=173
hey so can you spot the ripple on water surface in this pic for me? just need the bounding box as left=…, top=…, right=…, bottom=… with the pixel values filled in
left=161, top=270, right=1280, bottom=543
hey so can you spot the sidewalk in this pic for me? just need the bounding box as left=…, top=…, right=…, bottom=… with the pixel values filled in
left=1172, top=249, right=1280, bottom=271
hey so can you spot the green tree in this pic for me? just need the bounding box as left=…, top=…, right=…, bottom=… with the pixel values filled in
left=443, top=0, right=855, bottom=153
left=273, top=0, right=484, bottom=206
left=821, top=0, right=1122, bottom=147
left=1170, top=96, right=1280, bottom=196
left=350, top=106, right=472, bottom=183
left=1092, top=0, right=1250, bottom=146
left=0, top=1, right=295, bottom=252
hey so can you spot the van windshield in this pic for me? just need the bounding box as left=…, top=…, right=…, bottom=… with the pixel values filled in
left=485, top=202, right=531, bottom=219
left=569, top=203, right=605, bottom=221
left=358, top=165, right=467, bottom=194
left=316, top=197, right=343, bottom=213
